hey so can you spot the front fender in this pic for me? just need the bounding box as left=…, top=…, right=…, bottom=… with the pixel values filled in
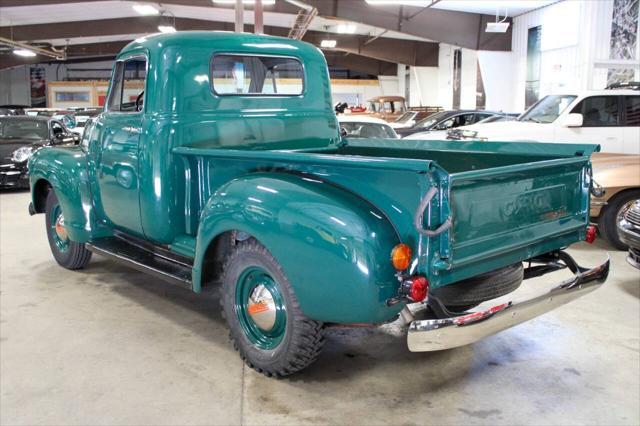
left=29, top=146, right=106, bottom=242
left=194, top=173, right=404, bottom=324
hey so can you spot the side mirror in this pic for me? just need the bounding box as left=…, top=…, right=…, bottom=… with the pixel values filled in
left=562, top=113, right=583, bottom=127
left=61, top=114, right=77, bottom=129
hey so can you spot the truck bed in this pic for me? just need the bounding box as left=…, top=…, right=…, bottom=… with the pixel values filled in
left=173, top=138, right=599, bottom=289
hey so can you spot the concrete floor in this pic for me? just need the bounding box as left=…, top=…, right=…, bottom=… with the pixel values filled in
left=1, top=189, right=639, bottom=426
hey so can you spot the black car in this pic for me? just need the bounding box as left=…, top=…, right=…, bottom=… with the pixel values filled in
left=396, top=109, right=510, bottom=137
left=0, top=105, right=29, bottom=117
left=618, top=200, right=640, bottom=269
left=0, top=116, right=78, bottom=189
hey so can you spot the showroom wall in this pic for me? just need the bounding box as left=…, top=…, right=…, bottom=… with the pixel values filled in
left=508, top=0, right=639, bottom=112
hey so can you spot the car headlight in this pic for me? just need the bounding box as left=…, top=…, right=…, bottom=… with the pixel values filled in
left=10, top=146, right=34, bottom=163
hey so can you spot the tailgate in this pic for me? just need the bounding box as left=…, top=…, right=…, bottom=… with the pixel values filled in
left=429, top=156, right=593, bottom=287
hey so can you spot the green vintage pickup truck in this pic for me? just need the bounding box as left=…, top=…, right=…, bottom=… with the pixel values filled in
left=28, top=32, right=609, bottom=377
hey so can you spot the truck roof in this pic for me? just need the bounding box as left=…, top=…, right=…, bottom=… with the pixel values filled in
left=119, top=31, right=318, bottom=59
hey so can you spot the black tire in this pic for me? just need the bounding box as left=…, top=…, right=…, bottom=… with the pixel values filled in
left=431, top=263, right=524, bottom=309
left=220, top=240, right=325, bottom=377
left=598, top=190, right=640, bottom=250
left=45, top=190, right=92, bottom=270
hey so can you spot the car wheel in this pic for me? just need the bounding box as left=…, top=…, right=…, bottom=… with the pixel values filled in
left=220, top=239, right=325, bottom=377
left=598, top=190, right=640, bottom=250
left=45, top=190, right=92, bottom=269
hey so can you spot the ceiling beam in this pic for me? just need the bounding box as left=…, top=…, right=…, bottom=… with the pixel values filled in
left=0, top=17, right=438, bottom=66
left=0, top=38, right=397, bottom=77
left=0, top=0, right=512, bottom=50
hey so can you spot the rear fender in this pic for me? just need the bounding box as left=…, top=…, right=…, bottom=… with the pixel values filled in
left=194, top=172, right=404, bottom=324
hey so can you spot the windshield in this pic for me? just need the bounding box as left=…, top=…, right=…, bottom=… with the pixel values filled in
left=0, top=118, right=48, bottom=140
left=519, top=95, right=577, bottom=123
left=341, top=122, right=397, bottom=138
left=413, top=111, right=448, bottom=129
left=394, top=111, right=415, bottom=123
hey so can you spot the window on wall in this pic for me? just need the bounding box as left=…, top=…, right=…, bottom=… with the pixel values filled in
left=452, top=49, right=462, bottom=109
left=525, top=26, right=542, bottom=108
left=106, top=57, right=147, bottom=112
left=571, top=96, right=620, bottom=127
left=475, top=61, right=486, bottom=110
left=211, top=55, right=304, bottom=96
left=55, top=92, right=90, bottom=103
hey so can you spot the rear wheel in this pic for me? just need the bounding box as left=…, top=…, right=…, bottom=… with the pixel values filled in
left=45, top=190, right=92, bottom=270
left=598, top=190, right=640, bottom=250
left=220, top=240, right=325, bottom=377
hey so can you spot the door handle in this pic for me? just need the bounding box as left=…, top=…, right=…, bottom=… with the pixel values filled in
left=122, top=126, right=142, bottom=134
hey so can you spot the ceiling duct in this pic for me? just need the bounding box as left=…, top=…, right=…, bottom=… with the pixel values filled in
left=285, top=0, right=318, bottom=40
left=0, top=36, right=66, bottom=60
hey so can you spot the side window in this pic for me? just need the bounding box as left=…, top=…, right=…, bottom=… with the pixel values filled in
left=474, top=113, right=493, bottom=123
left=452, top=113, right=475, bottom=128
left=51, top=121, right=65, bottom=138
left=106, top=57, right=147, bottom=112
left=211, top=55, right=303, bottom=96
left=624, top=96, right=640, bottom=126
left=571, top=96, right=620, bottom=127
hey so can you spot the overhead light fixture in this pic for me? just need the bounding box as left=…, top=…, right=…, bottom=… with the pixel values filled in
left=158, top=12, right=176, bottom=33
left=336, top=23, right=357, bottom=34
left=486, top=6, right=510, bottom=33
left=212, top=0, right=276, bottom=4
left=320, top=40, right=337, bottom=48
left=13, top=48, right=36, bottom=57
left=158, top=25, right=176, bottom=33
left=485, top=22, right=510, bottom=33
left=132, top=4, right=160, bottom=15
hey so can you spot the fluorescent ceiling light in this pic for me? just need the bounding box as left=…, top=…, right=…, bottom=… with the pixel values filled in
left=13, top=48, right=36, bottom=57
left=212, top=0, right=276, bottom=4
left=158, top=25, right=177, bottom=33
left=320, top=40, right=337, bottom=48
left=336, top=23, right=357, bottom=34
left=132, top=4, right=160, bottom=15
left=485, top=22, right=510, bottom=33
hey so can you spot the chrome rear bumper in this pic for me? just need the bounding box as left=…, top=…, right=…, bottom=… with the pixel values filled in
left=407, top=254, right=610, bottom=352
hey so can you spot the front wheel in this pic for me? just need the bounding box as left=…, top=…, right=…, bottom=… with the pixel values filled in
left=220, top=240, right=325, bottom=377
left=45, top=190, right=92, bottom=270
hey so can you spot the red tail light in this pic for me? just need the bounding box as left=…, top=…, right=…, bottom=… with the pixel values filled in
left=402, top=276, right=429, bottom=302
left=585, top=225, right=597, bottom=244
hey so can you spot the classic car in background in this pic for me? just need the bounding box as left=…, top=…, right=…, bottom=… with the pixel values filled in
left=364, top=95, right=407, bottom=121
left=436, top=89, right=640, bottom=154
left=591, top=153, right=640, bottom=249
left=618, top=200, right=640, bottom=269
left=399, top=109, right=512, bottom=138
left=0, top=116, right=78, bottom=188
left=338, top=115, right=399, bottom=139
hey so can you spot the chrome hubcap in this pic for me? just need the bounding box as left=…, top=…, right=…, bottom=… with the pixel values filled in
left=55, top=214, right=68, bottom=241
left=247, top=284, right=277, bottom=331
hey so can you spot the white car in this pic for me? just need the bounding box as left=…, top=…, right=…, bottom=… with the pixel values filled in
left=338, top=115, right=399, bottom=139
left=407, top=89, right=640, bottom=154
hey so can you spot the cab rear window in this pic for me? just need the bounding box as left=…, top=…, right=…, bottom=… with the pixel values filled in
left=211, top=54, right=304, bottom=96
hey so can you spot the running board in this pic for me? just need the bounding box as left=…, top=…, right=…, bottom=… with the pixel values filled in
left=86, top=237, right=192, bottom=289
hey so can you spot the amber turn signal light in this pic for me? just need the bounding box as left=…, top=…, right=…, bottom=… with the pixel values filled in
left=391, top=243, right=412, bottom=270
